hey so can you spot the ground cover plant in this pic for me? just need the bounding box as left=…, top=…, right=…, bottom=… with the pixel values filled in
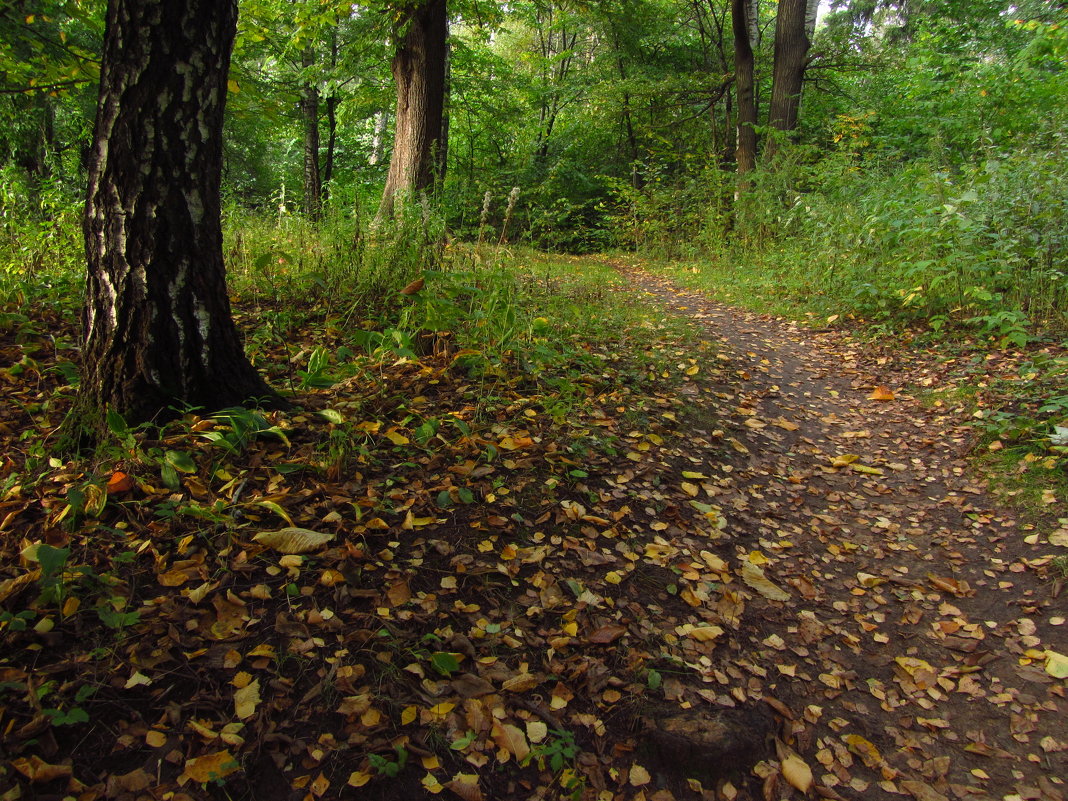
left=2, top=0, right=1067, bottom=799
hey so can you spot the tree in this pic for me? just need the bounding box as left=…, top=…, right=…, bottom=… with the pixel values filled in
left=73, top=0, right=277, bottom=435
left=732, top=0, right=759, bottom=176
left=378, top=0, right=449, bottom=219
left=301, top=45, right=323, bottom=220
left=766, top=0, right=819, bottom=154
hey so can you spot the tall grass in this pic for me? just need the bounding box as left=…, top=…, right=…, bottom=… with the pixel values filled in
left=620, top=135, right=1068, bottom=343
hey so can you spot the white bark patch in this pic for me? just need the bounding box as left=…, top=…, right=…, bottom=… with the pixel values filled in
left=169, top=262, right=188, bottom=354
left=186, top=188, right=203, bottom=225
left=195, top=302, right=212, bottom=366
left=174, top=61, right=193, bottom=104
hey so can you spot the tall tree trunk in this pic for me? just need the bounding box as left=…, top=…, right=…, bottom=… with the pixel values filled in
left=301, top=47, right=323, bottom=221
left=377, top=0, right=447, bottom=220
left=370, top=110, right=389, bottom=166
left=73, top=0, right=275, bottom=437
left=732, top=0, right=758, bottom=176
left=322, top=28, right=339, bottom=202
left=766, top=0, right=816, bottom=156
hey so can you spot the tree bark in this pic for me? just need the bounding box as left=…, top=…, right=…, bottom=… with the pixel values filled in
left=74, top=0, right=276, bottom=435
left=732, top=0, right=758, bottom=176
left=377, top=0, right=447, bottom=220
left=766, top=0, right=815, bottom=156
left=301, top=47, right=323, bottom=221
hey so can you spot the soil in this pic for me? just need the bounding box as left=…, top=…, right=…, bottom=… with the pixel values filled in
left=0, top=259, right=1065, bottom=801
left=616, top=262, right=1067, bottom=801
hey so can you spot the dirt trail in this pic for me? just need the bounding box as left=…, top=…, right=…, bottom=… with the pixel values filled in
left=620, top=265, right=1067, bottom=801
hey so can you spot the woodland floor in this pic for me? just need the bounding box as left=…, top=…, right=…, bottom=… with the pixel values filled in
left=0, top=257, right=1065, bottom=801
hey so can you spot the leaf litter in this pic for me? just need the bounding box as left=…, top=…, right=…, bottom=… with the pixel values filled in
left=0, top=257, right=1064, bottom=801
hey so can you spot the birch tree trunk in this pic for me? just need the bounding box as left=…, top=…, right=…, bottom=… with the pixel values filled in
left=73, top=0, right=276, bottom=437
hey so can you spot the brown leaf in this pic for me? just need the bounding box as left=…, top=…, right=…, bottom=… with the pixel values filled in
left=451, top=673, right=495, bottom=698
left=444, top=774, right=484, bottom=801
left=490, top=720, right=530, bottom=762
left=11, top=755, right=72, bottom=783
left=387, top=579, right=411, bottom=607
left=400, top=277, right=425, bottom=295
left=900, top=780, right=948, bottom=801
left=587, top=623, right=627, bottom=644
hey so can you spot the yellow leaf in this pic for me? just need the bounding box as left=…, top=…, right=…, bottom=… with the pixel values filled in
left=1045, top=650, right=1068, bottom=679
left=740, top=562, right=790, bottom=601
left=629, top=764, right=651, bottom=786
left=401, top=705, right=418, bottom=725
left=253, top=527, right=334, bottom=554
left=687, top=624, right=724, bottom=642
left=830, top=454, right=860, bottom=468
left=747, top=551, right=769, bottom=565
left=527, top=720, right=548, bottom=743
left=429, top=702, right=455, bottom=718
left=700, top=550, right=727, bottom=572
left=781, top=754, right=813, bottom=793
left=605, top=571, right=623, bottom=584
left=227, top=78, right=240, bottom=93
left=146, top=730, right=167, bottom=747
left=868, top=385, right=895, bottom=401
left=852, top=464, right=884, bottom=475
left=255, top=500, right=294, bottom=526
left=181, top=750, right=239, bottom=784
left=347, top=771, right=372, bottom=787
left=422, top=773, right=444, bottom=793
left=385, top=429, right=409, bottom=446
left=843, top=733, right=882, bottom=767
left=681, top=471, right=708, bottom=479
left=234, top=679, right=260, bottom=720
left=681, top=481, right=700, bottom=497
left=125, top=671, right=152, bottom=689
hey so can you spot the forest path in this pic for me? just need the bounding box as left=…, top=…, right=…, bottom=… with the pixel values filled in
left=612, top=261, right=1067, bottom=801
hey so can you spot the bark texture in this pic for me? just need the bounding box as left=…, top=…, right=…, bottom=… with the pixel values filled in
left=766, top=0, right=813, bottom=154
left=79, top=0, right=275, bottom=429
left=301, top=47, right=323, bottom=220
left=732, top=0, right=758, bottom=176
left=377, top=0, right=447, bottom=220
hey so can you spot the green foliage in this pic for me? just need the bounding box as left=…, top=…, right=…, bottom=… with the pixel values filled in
left=369, top=746, right=408, bottom=778
left=530, top=728, right=580, bottom=773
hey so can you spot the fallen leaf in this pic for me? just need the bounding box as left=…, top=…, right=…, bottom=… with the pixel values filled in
left=588, top=623, right=627, bottom=644
left=740, top=562, right=790, bottom=601
left=900, top=780, right=949, bottom=801
left=829, top=453, right=860, bottom=468
left=253, top=527, right=334, bottom=554
left=234, top=679, right=261, bottom=720
left=687, top=624, right=725, bottom=643
left=629, top=764, right=651, bottom=786
left=444, top=774, right=484, bottom=801
left=180, top=750, right=239, bottom=784
left=107, top=471, right=136, bottom=494
left=12, top=755, right=73, bottom=783
left=490, top=720, right=530, bottom=761
left=843, top=733, right=882, bottom=767
left=1045, top=650, right=1068, bottom=679
left=781, top=754, right=813, bottom=793
left=868, top=385, right=895, bottom=401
